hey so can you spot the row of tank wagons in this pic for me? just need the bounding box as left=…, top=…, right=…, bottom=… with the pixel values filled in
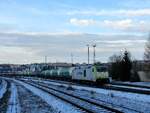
left=41, top=67, right=74, bottom=77
left=41, top=65, right=110, bottom=83
left=17, top=64, right=110, bottom=83
left=17, top=70, right=40, bottom=76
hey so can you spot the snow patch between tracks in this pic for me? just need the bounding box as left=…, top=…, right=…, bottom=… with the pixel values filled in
left=39, top=80, right=150, bottom=103
left=6, top=83, right=20, bottom=113
left=14, top=79, right=83, bottom=113
left=0, top=80, right=7, bottom=99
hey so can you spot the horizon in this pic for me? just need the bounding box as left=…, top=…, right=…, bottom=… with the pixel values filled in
left=0, top=0, right=150, bottom=64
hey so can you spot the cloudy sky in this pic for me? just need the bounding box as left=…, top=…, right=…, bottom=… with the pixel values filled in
left=0, top=0, right=150, bottom=64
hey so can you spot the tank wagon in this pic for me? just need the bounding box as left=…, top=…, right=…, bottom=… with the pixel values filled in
left=41, top=67, right=74, bottom=80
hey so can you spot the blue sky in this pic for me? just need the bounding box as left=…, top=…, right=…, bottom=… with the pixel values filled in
left=0, top=0, right=150, bottom=64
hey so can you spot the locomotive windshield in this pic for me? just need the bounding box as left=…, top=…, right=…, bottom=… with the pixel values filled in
left=96, top=66, right=107, bottom=72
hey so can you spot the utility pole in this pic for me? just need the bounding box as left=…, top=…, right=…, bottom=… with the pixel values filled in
left=45, top=56, right=47, bottom=64
left=93, top=44, right=96, bottom=64
left=86, top=44, right=90, bottom=64
left=71, top=53, right=73, bottom=64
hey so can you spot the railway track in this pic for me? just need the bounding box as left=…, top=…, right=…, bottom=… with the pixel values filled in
left=31, top=79, right=149, bottom=112
left=100, top=84, right=150, bottom=95
left=24, top=77, right=150, bottom=95
left=111, top=81, right=150, bottom=89
left=48, top=79, right=150, bottom=95
left=19, top=79, right=125, bottom=113
left=19, top=78, right=143, bottom=113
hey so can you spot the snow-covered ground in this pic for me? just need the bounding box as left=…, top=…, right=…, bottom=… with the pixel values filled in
left=18, top=77, right=150, bottom=113
left=1, top=76, right=150, bottom=113
left=31, top=79, right=150, bottom=103
left=127, top=81, right=150, bottom=87
left=72, top=86, right=150, bottom=113
left=6, top=82, right=20, bottom=113
left=0, top=77, right=85, bottom=113
left=32, top=80, right=150, bottom=113
left=16, top=81, right=58, bottom=113
left=14, top=79, right=85, bottom=113
left=0, top=79, right=7, bottom=99
left=110, top=84, right=150, bottom=91
left=112, top=81, right=150, bottom=87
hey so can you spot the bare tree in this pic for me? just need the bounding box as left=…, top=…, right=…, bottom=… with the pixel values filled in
left=109, top=54, right=122, bottom=63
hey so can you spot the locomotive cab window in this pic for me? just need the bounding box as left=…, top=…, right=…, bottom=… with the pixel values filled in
left=96, top=66, right=107, bottom=72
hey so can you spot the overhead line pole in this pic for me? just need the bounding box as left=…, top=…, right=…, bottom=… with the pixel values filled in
left=71, top=53, right=73, bottom=64
left=87, top=44, right=90, bottom=64
left=45, top=56, right=47, bottom=64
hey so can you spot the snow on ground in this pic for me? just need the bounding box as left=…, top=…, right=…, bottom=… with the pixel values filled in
left=0, top=79, right=7, bottom=99
left=128, top=82, right=150, bottom=87
left=16, top=82, right=58, bottom=113
left=72, top=86, right=150, bottom=113
left=6, top=82, right=20, bottom=113
left=14, top=79, right=84, bottom=113
left=110, top=84, right=150, bottom=91
left=112, top=81, right=150, bottom=87
left=36, top=80, right=150, bottom=113
left=35, top=79, right=150, bottom=103
left=3, top=77, right=150, bottom=113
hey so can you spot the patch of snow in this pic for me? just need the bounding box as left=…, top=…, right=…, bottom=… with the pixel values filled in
left=14, top=79, right=84, bottom=113
left=35, top=79, right=150, bottom=103
left=6, top=82, right=21, bottom=113
left=130, top=82, right=150, bottom=87
left=0, top=79, right=7, bottom=99
left=113, top=81, right=150, bottom=88
left=37, top=81, right=150, bottom=113
left=111, top=84, right=150, bottom=91
left=17, top=82, right=57, bottom=113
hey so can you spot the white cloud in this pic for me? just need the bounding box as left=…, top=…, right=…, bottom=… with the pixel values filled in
left=67, top=8, right=150, bottom=16
left=0, top=32, right=147, bottom=63
left=103, top=19, right=133, bottom=30
left=122, top=9, right=150, bottom=16
left=103, top=19, right=150, bottom=32
left=69, top=18, right=150, bottom=32
left=0, top=46, right=41, bottom=64
left=96, top=39, right=146, bottom=44
left=70, top=18, right=95, bottom=26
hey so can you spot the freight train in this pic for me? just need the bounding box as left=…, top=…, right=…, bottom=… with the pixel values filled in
left=41, top=64, right=110, bottom=83
left=4, top=64, right=110, bottom=84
